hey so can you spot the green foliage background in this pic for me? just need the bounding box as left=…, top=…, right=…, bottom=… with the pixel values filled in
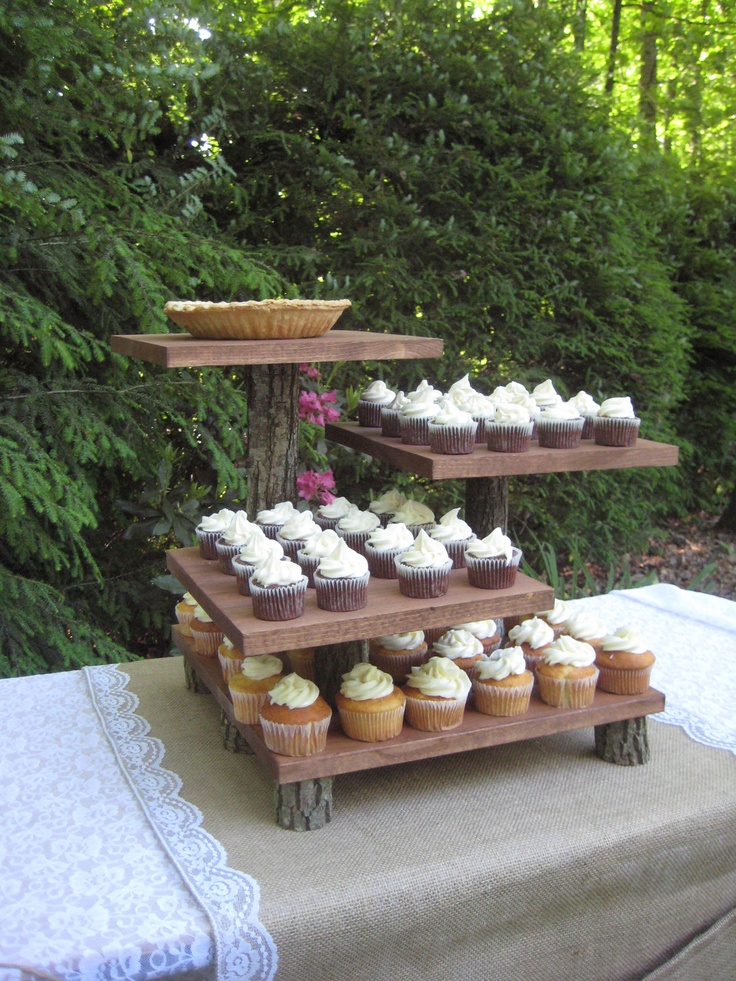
left=1, top=0, right=734, bottom=675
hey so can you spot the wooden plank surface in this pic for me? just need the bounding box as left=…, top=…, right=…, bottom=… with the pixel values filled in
left=168, top=547, right=553, bottom=657
left=326, top=422, right=679, bottom=479
left=111, top=330, right=443, bottom=367
left=173, top=628, right=665, bottom=784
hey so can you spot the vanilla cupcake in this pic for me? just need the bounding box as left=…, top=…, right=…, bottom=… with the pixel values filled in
left=255, top=500, right=298, bottom=540
left=335, top=507, right=381, bottom=556
left=429, top=508, right=476, bottom=568
left=232, top=532, right=283, bottom=596
left=358, top=379, right=396, bottom=428
left=314, top=496, right=357, bottom=531
left=215, top=510, right=259, bottom=575
left=402, top=656, right=472, bottom=731
left=296, top=528, right=341, bottom=587
left=473, top=646, right=534, bottom=717
left=368, top=488, right=408, bottom=527
left=313, top=538, right=371, bottom=612
left=507, top=616, right=556, bottom=676
left=593, top=396, right=641, bottom=447
left=258, top=673, right=332, bottom=757
left=381, top=391, right=411, bottom=438
left=228, top=654, right=284, bottom=724
left=364, top=521, right=415, bottom=579
left=595, top=626, right=655, bottom=694
left=536, top=636, right=599, bottom=708
left=368, top=630, right=428, bottom=684
left=568, top=391, right=600, bottom=439
left=395, top=529, right=453, bottom=599
left=432, top=628, right=484, bottom=677
left=335, top=663, right=406, bottom=742
left=174, top=591, right=197, bottom=637
left=399, top=386, right=441, bottom=445
left=452, top=619, right=502, bottom=654
left=536, top=401, right=585, bottom=449
left=195, top=507, right=236, bottom=560
left=248, top=552, right=308, bottom=621
left=485, top=402, right=534, bottom=453
left=388, top=499, right=435, bottom=537
left=535, top=597, right=572, bottom=638
left=563, top=608, right=609, bottom=654
left=217, top=636, right=244, bottom=681
left=428, top=400, right=478, bottom=455
left=190, top=604, right=224, bottom=657
left=276, top=509, right=321, bottom=560
left=464, top=527, right=522, bottom=590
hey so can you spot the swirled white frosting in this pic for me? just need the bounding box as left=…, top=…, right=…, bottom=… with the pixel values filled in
left=340, top=662, right=395, bottom=701
left=401, top=387, right=441, bottom=420
left=508, top=616, right=554, bottom=649
left=540, top=401, right=581, bottom=422
left=447, top=374, right=477, bottom=402
left=317, top=538, right=369, bottom=579
left=336, top=508, right=381, bottom=534
left=390, top=500, right=435, bottom=527
left=565, top=609, right=608, bottom=641
left=543, top=636, right=596, bottom=667
left=397, top=529, right=450, bottom=569
left=267, top=673, right=320, bottom=709
left=317, top=497, right=356, bottom=520
left=465, top=527, right=514, bottom=561
left=407, top=379, right=443, bottom=402
left=238, top=530, right=283, bottom=565
left=601, top=625, right=649, bottom=654
left=256, top=501, right=297, bottom=527
left=598, top=396, right=636, bottom=419
left=569, top=391, right=600, bottom=416
left=221, top=511, right=258, bottom=546
left=369, top=489, right=407, bottom=515
left=538, top=597, right=571, bottom=624
left=459, top=392, right=496, bottom=419
left=366, top=522, right=415, bottom=551
left=405, top=655, right=472, bottom=698
left=240, top=654, right=283, bottom=681
left=430, top=508, right=474, bottom=543
left=278, top=510, right=321, bottom=543
left=431, top=400, right=475, bottom=428
left=476, top=646, right=527, bottom=681
left=220, top=636, right=235, bottom=651
left=251, top=551, right=304, bottom=587
left=181, top=591, right=196, bottom=605
left=300, top=528, right=341, bottom=558
left=198, top=508, right=236, bottom=533
left=531, top=379, right=562, bottom=409
left=384, top=391, right=409, bottom=411
left=360, top=380, right=395, bottom=405
left=493, top=402, right=531, bottom=425
left=193, top=604, right=213, bottom=624
left=433, top=629, right=484, bottom=660
left=373, top=630, right=425, bottom=651
left=453, top=619, right=498, bottom=640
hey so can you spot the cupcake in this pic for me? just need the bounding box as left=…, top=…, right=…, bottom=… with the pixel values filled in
left=276, top=509, right=321, bottom=560
left=485, top=402, right=534, bottom=453
left=536, top=636, right=599, bottom=709
left=335, top=663, right=406, bottom=742
left=446, top=373, right=479, bottom=405
left=248, top=552, right=308, bottom=622
left=536, top=402, right=585, bottom=449
left=472, top=646, right=534, bottom=717
left=190, top=604, right=224, bottom=657
left=174, top=591, right=197, bottom=637
left=358, top=379, right=396, bottom=428
left=228, top=654, right=284, bottom=724
left=432, top=628, right=484, bottom=677
left=595, top=626, right=656, bottom=694
left=368, top=488, right=408, bottom=527
left=563, top=608, right=609, bottom=655
left=381, top=391, right=411, bottom=438
left=506, top=616, right=556, bottom=677
left=427, top=401, right=478, bottom=455
left=388, top=499, right=435, bottom=537
left=368, top=630, right=428, bottom=684
left=402, top=656, right=472, bottom=731
left=255, top=500, right=298, bottom=540
left=395, top=530, right=453, bottom=599
left=593, top=396, right=641, bottom=447
left=285, top=647, right=316, bottom=681
left=364, top=521, right=415, bottom=579
left=216, top=510, right=259, bottom=575
left=399, top=386, right=441, bottom=445
left=314, top=496, right=357, bottom=531
left=457, top=391, right=496, bottom=444
left=568, top=391, right=600, bottom=439
left=535, top=597, right=572, bottom=638
left=464, top=527, right=522, bottom=590
left=258, top=673, right=332, bottom=757
left=296, top=528, right=341, bottom=587
left=452, top=619, right=502, bottom=654
left=428, top=508, right=476, bottom=568
left=233, top=532, right=283, bottom=596
left=335, top=507, right=381, bottom=556
left=530, top=379, right=563, bottom=414
left=313, top=538, right=371, bottom=612
left=217, top=636, right=244, bottom=682
left=195, top=507, right=235, bottom=560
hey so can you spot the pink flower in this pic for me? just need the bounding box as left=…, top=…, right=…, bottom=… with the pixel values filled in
left=299, top=363, right=321, bottom=380
left=298, top=390, right=324, bottom=426
left=320, top=389, right=338, bottom=404
left=297, top=469, right=337, bottom=503
left=323, top=404, right=341, bottom=423
left=319, top=489, right=336, bottom=505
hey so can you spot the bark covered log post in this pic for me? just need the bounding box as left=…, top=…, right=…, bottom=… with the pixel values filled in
left=245, top=363, right=301, bottom=514
left=594, top=716, right=650, bottom=765
left=183, top=657, right=209, bottom=694
left=275, top=776, right=334, bottom=831
left=464, top=476, right=509, bottom=538
left=220, top=711, right=253, bottom=754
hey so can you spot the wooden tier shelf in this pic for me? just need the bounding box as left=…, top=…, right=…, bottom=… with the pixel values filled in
left=326, top=422, right=679, bottom=479
left=168, top=547, right=553, bottom=657
left=110, top=330, right=443, bottom=368
left=173, top=627, right=665, bottom=784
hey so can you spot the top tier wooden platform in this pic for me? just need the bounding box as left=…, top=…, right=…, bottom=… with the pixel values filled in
left=110, top=330, right=443, bottom=368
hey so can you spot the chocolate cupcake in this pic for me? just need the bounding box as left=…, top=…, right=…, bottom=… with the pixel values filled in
left=313, top=538, right=371, bottom=612
left=275, top=508, right=321, bottom=560
left=255, top=500, right=298, bottom=540
left=314, top=496, right=357, bottom=531
left=427, top=401, right=478, bottom=455
left=364, top=521, right=415, bottom=579
left=335, top=507, right=381, bottom=557
left=485, top=402, right=534, bottom=453
left=592, top=396, right=641, bottom=447
left=296, top=528, right=341, bottom=587
left=395, top=530, right=453, bottom=599
left=464, top=527, right=522, bottom=590
left=248, top=552, right=308, bottom=621
left=195, top=507, right=235, bottom=560
left=428, top=508, right=476, bottom=569
left=357, top=379, right=395, bottom=427
left=215, top=510, right=259, bottom=575
left=232, top=532, right=284, bottom=596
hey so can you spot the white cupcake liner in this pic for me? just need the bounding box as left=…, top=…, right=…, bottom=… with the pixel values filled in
left=337, top=702, right=406, bottom=742
left=403, top=694, right=467, bottom=731
left=536, top=667, right=599, bottom=708
left=217, top=650, right=245, bottom=682
left=191, top=626, right=224, bottom=657
left=259, top=715, right=331, bottom=756
left=472, top=677, right=533, bottom=717
left=229, top=688, right=270, bottom=725
left=215, top=539, right=242, bottom=575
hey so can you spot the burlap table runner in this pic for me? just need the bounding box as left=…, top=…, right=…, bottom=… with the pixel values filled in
left=125, top=656, right=736, bottom=981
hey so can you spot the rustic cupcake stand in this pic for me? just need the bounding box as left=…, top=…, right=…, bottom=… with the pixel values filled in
left=112, top=326, right=677, bottom=829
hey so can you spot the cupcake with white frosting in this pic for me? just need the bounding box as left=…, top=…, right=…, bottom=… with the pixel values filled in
left=464, top=527, right=522, bottom=590
left=381, top=390, right=411, bottom=438
left=458, top=391, right=496, bottom=444
left=429, top=508, right=476, bottom=569
left=473, top=647, right=534, bottom=717
left=216, top=511, right=259, bottom=575
left=399, top=386, right=441, bottom=445
left=313, top=538, right=371, bottom=612
left=568, top=391, right=600, bottom=439
left=531, top=379, right=563, bottom=413
left=368, top=630, right=428, bottom=684
left=595, top=626, right=655, bottom=694
left=428, top=400, right=478, bottom=455
left=485, top=402, right=534, bottom=453
left=174, top=591, right=197, bottom=636
left=276, top=508, right=321, bottom=560
left=452, top=618, right=502, bottom=654
left=233, top=531, right=283, bottom=596
left=255, top=500, right=298, bottom=540
left=217, top=635, right=244, bottom=682
left=563, top=608, right=609, bottom=654
left=402, top=655, right=472, bottom=731
left=358, top=379, right=395, bottom=427
left=258, top=673, right=332, bottom=757
left=228, top=654, right=284, bottom=724
left=388, top=499, right=435, bottom=537
left=195, top=507, right=236, bottom=560
left=395, top=529, right=453, bottom=599
left=335, top=663, right=406, bottom=742
left=364, top=521, right=415, bottom=579
left=535, top=597, right=572, bottom=638
left=248, top=552, right=308, bottom=621
left=432, top=628, right=484, bottom=677
left=314, top=496, right=357, bottom=531
left=335, top=507, right=381, bottom=556
left=189, top=603, right=224, bottom=657
left=368, top=488, right=408, bottom=527
left=592, top=396, right=641, bottom=447
left=296, top=528, right=341, bottom=587
left=536, top=401, right=585, bottom=449
left=536, top=636, right=599, bottom=708
left=506, top=616, right=556, bottom=677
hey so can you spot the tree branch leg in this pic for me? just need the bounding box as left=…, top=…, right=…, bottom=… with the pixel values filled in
left=595, top=716, right=650, bottom=765
left=275, top=776, right=334, bottom=830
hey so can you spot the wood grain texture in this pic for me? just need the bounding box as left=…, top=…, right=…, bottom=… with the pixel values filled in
left=167, top=547, right=554, bottom=656
left=326, top=422, right=680, bottom=478
left=110, top=330, right=443, bottom=367
left=172, top=627, right=665, bottom=784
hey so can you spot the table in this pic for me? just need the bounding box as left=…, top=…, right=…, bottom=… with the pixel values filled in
left=1, top=585, right=735, bottom=981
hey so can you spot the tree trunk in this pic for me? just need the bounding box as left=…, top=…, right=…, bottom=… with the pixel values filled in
left=245, top=363, right=301, bottom=514
left=638, top=0, right=658, bottom=150
left=464, top=476, right=509, bottom=538
left=716, top=486, right=736, bottom=531
left=604, top=0, right=623, bottom=96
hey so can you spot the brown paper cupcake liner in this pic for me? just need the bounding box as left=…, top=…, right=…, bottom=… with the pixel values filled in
left=380, top=407, right=402, bottom=438
left=195, top=528, right=220, bottom=560
left=275, top=533, right=311, bottom=561
left=295, top=550, right=320, bottom=587
left=259, top=715, right=331, bottom=756
left=428, top=422, right=478, bottom=455
left=536, top=417, right=585, bottom=449
left=399, top=415, right=432, bottom=445
left=581, top=415, right=596, bottom=439
left=441, top=537, right=476, bottom=569
left=337, top=529, right=373, bottom=557
left=232, top=557, right=257, bottom=596
left=314, top=571, right=370, bottom=611
left=593, top=416, right=641, bottom=447
left=472, top=678, right=533, bottom=717
left=337, top=702, right=406, bottom=742
left=215, top=540, right=242, bottom=575
left=314, top=514, right=340, bottom=531
left=465, top=548, right=522, bottom=590
left=485, top=422, right=534, bottom=453
left=536, top=668, right=599, bottom=708
left=357, top=400, right=386, bottom=428
left=396, top=560, right=453, bottom=598
left=249, top=578, right=308, bottom=621
left=364, top=542, right=410, bottom=579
